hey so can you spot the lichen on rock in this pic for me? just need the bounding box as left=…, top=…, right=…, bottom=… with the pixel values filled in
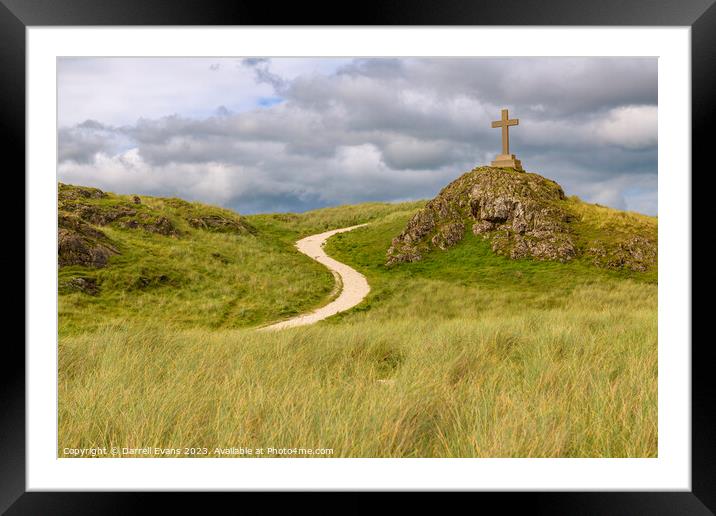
left=588, top=236, right=657, bottom=272
left=387, top=166, right=576, bottom=265
left=386, top=166, right=656, bottom=272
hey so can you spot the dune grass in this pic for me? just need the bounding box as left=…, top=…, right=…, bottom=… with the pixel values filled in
left=59, top=196, right=423, bottom=336
left=59, top=279, right=656, bottom=458
left=58, top=197, right=657, bottom=458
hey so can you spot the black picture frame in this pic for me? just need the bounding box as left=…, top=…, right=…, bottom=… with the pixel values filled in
left=4, top=0, right=709, bottom=512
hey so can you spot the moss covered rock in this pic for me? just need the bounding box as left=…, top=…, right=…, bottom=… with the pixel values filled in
left=387, top=167, right=576, bottom=265
left=588, top=236, right=657, bottom=272
left=386, top=166, right=657, bottom=272
left=58, top=182, right=107, bottom=201
left=59, top=184, right=181, bottom=237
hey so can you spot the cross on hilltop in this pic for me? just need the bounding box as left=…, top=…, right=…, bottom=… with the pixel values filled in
left=490, top=108, right=524, bottom=171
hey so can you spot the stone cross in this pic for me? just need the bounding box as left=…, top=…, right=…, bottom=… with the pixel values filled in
left=490, top=108, right=524, bottom=171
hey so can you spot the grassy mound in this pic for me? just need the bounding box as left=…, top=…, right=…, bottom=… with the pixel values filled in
left=58, top=184, right=327, bottom=333
left=386, top=167, right=657, bottom=273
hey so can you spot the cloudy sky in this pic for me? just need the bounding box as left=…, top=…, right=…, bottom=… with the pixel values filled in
left=57, top=57, right=657, bottom=215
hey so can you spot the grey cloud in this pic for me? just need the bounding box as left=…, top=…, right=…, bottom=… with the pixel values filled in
left=59, top=120, right=126, bottom=163
left=214, top=105, right=233, bottom=117
left=380, top=138, right=474, bottom=170
left=241, top=58, right=269, bottom=67
left=58, top=57, right=658, bottom=215
left=241, top=57, right=287, bottom=93
left=337, top=58, right=407, bottom=78
left=333, top=58, right=657, bottom=119
left=77, top=119, right=106, bottom=130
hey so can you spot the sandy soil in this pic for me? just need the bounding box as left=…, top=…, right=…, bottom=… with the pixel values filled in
left=260, top=224, right=370, bottom=331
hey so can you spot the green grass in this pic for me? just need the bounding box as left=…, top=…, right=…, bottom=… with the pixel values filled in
left=59, top=197, right=420, bottom=335
left=58, top=193, right=657, bottom=458
left=247, top=200, right=426, bottom=242
left=324, top=203, right=655, bottom=314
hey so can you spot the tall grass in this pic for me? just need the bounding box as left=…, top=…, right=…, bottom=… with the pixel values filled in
left=59, top=280, right=656, bottom=457
left=58, top=196, right=657, bottom=457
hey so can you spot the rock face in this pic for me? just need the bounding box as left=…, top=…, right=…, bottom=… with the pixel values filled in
left=58, top=214, right=119, bottom=268
left=386, top=166, right=657, bottom=272
left=387, top=167, right=576, bottom=265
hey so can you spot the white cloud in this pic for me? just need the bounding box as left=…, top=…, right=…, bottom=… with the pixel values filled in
left=58, top=57, right=658, bottom=215
left=58, top=57, right=351, bottom=127
left=593, top=105, right=658, bottom=149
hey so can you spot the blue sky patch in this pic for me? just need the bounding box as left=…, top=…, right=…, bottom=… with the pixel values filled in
left=258, top=96, right=284, bottom=108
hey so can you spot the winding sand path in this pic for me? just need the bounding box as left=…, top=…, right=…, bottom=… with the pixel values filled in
left=260, top=224, right=370, bottom=331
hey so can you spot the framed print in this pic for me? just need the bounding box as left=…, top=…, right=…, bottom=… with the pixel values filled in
left=5, top=0, right=711, bottom=512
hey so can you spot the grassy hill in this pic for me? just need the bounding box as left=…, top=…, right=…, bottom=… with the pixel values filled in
left=58, top=183, right=419, bottom=334
left=58, top=179, right=657, bottom=458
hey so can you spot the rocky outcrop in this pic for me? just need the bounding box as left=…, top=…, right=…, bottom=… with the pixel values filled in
left=67, top=203, right=138, bottom=225
left=588, top=236, right=657, bottom=272
left=387, top=167, right=576, bottom=265
left=117, top=213, right=179, bottom=236
left=57, top=183, right=257, bottom=274
left=58, top=214, right=119, bottom=268
left=58, top=182, right=107, bottom=201
left=386, top=166, right=656, bottom=272
left=59, top=184, right=181, bottom=237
